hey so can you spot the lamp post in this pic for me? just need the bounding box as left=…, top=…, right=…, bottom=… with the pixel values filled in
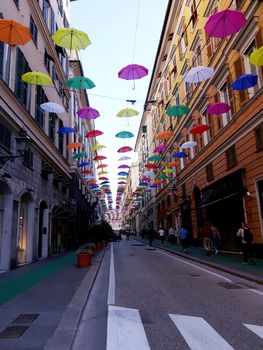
left=0, top=130, right=31, bottom=169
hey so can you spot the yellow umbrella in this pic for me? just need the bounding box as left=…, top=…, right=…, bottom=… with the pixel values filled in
left=91, top=145, right=106, bottom=151
left=98, top=170, right=108, bottom=175
left=52, top=28, right=91, bottom=50
left=249, top=45, right=263, bottom=66
left=22, top=72, right=52, bottom=85
left=116, top=108, right=139, bottom=118
left=163, top=168, right=173, bottom=174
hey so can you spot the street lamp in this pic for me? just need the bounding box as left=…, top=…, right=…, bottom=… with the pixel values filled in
left=0, top=130, right=31, bottom=169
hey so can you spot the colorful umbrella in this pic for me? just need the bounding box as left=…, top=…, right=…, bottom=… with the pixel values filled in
left=158, top=174, right=168, bottom=180
left=118, top=64, right=148, bottom=80
left=166, top=105, right=190, bottom=117
left=101, top=181, right=110, bottom=184
left=153, top=144, right=168, bottom=153
left=118, top=171, right=129, bottom=176
left=172, top=151, right=188, bottom=158
left=94, top=155, right=107, bottom=161
left=115, top=131, right=134, bottom=138
left=150, top=184, right=158, bottom=189
left=82, top=170, right=93, bottom=174
left=183, top=66, right=214, bottom=83
left=52, top=28, right=91, bottom=50
left=145, top=163, right=157, bottom=169
left=167, top=161, right=179, bottom=167
left=98, top=170, right=108, bottom=175
left=118, top=181, right=127, bottom=184
left=156, top=131, right=173, bottom=141
left=118, top=165, right=130, bottom=168
left=91, top=145, right=106, bottom=151
left=22, top=72, right=52, bottom=85
left=249, top=46, right=263, bottom=66
left=86, top=130, right=103, bottom=138
left=139, top=182, right=148, bottom=186
left=0, top=20, right=31, bottom=45
left=117, top=146, right=133, bottom=153
left=116, top=109, right=139, bottom=118
left=73, top=152, right=87, bottom=159
left=204, top=9, right=246, bottom=39
left=163, top=168, right=173, bottom=174
left=207, top=102, right=231, bottom=115
left=190, top=124, right=210, bottom=134
left=99, top=177, right=109, bottom=180
left=77, top=106, right=100, bottom=120
left=66, top=76, right=95, bottom=90
left=118, top=177, right=127, bottom=180
left=66, top=142, right=82, bottom=149
left=181, top=141, right=197, bottom=149
left=118, top=156, right=132, bottom=161
left=97, top=164, right=108, bottom=169
left=40, top=102, right=65, bottom=114
left=148, top=154, right=162, bottom=161
left=78, top=162, right=91, bottom=167
left=231, top=74, right=258, bottom=90
left=57, top=127, right=75, bottom=134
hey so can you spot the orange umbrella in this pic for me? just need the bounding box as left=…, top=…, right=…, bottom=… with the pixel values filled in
left=167, top=161, right=179, bottom=167
left=97, top=164, right=108, bottom=169
left=66, top=142, right=82, bottom=149
left=156, top=131, right=173, bottom=141
left=0, top=20, right=31, bottom=45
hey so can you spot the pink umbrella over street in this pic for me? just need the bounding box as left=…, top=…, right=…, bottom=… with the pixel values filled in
left=204, top=9, right=246, bottom=39
left=77, top=106, right=100, bottom=120
left=207, top=102, right=231, bottom=115
left=118, top=165, right=130, bottom=169
left=153, top=144, right=168, bottom=153
left=117, top=146, right=133, bottom=153
left=118, top=64, right=148, bottom=80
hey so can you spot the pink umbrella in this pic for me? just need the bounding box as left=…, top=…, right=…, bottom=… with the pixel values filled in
left=77, top=106, right=100, bottom=120
left=153, top=144, right=168, bottom=153
left=207, top=102, right=231, bottom=115
left=118, top=165, right=130, bottom=169
left=204, top=9, right=246, bottom=39
left=117, top=146, right=133, bottom=153
left=118, top=64, right=148, bottom=80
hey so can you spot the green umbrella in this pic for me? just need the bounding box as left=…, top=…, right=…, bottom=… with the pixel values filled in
left=115, top=131, right=134, bottom=138
left=73, top=152, right=87, bottom=159
left=166, top=104, right=190, bottom=117
left=158, top=174, right=168, bottom=180
left=66, top=76, right=95, bottom=89
left=148, top=154, right=162, bottom=161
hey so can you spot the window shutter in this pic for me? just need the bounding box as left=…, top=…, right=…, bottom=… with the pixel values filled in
left=0, top=42, right=4, bottom=77
left=255, top=124, right=263, bottom=151
left=205, top=32, right=212, bottom=60
left=233, top=56, right=248, bottom=105
left=183, top=23, right=188, bottom=47
left=255, top=27, right=263, bottom=78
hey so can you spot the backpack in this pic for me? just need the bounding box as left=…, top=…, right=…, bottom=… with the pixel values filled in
left=243, top=228, right=253, bottom=243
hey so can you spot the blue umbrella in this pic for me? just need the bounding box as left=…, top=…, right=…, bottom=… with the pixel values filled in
left=172, top=151, right=188, bottom=158
left=231, top=74, right=258, bottom=90
left=139, top=182, right=148, bottom=186
left=57, top=127, right=75, bottom=134
left=78, top=161, right=91, bottom=167
left=150, top=184, right=158, bottom=189
left=118, top=171, right=128, bottom=176
left=101, top=181, right=110, bottom=184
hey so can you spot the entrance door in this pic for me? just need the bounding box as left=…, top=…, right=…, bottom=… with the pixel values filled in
left=18, top=202, right=28, bottom=264
left=257, top=180, right=263, bottom=236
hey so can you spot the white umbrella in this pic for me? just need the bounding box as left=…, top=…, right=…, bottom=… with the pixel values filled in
left=183, top=66, right=214, bottom=83
left=118, top=156, right=132, bottom=161
left=40, top=102, right=65, bottom=113
left=181, top=141, right=197, bottom=149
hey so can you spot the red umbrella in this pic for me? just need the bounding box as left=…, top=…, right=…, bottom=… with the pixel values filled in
left=118, top=181, right=127, bottom=184
left=145, top=163, right=157, bottom=169
left=82, top=170, right=93, bottom=174
left=117, top=146, right=133, bottom=153
left=190, top=124, right=210, bottom=134
left=86, top=130, right=103, bottom=138
left=93, top=155, right=107, bottom=161
left=99, top=176, right=109, bottom=180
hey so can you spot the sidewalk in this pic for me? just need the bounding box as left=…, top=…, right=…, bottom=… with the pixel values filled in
left=136, top=237, right=263, bottom=285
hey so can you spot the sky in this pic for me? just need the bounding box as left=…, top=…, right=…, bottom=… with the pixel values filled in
left=71, top=0, right=169, bottom=209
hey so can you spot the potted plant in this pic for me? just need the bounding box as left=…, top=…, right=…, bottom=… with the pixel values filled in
left=76, top=248, right=93, bottom=268
left=84, top=242, right=96, bottom=255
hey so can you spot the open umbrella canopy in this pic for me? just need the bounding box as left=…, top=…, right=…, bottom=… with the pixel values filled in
left=98, top=170, right=108, bottom=175
left=166, top=104, right=190, bottom=117
left=158, top=174, right=168, bottom=180
left=181, top=141, right=197, bottom=149
left=93, top=155, right=107, bottom=161
left=97, top=164, right=108, bottom=169
left=118, top=64, right=148, bottom=80
left=0, top=19, right=31, bottom=45
left=118, top=164, right=130, bottom=168
left=118, top=171, right=129, bottom=176
left=204, top=9, right=246, bottom=39
left=40, top=102, right=65, bottom=114
left=22, top=72, right=52, bottom=85
left=183, top=66, right=214, bottom=83
left=139, top=182, right=148, bottom=186
left=66, top=142, right=82, bottom=149
left=118, top=156, right=132, bottom=161
left=78, top=161, right=91, bottom=167
left=91, top=145, right=106, bottom=151
left=150, top=184, right=158, bottom=189
left=167, top=161, right=179, bottom=167
left=190, top=124, right=210, bottom=134
left=52, top=27, right=91, bottom=50
left=153, top=144, right=168, bottom=153
left=118, top=177, right=127, bottom=180
left=145, top=163, right=157, bottom=169
left=82, top=169, right=93, bottom=175
left=163, top=168, right=173, bottom=174
left=101, top=181, right=110, bottom=184
left=118, top=181, right=127, bottom=184
left=231, top=74, right=258, bottom=90
left=73, top=152, right=87, bottom=159
left=115, top=131, right=134, bottom=138
left=207, top=102, right=230, bottom=115
left=66, top=76, right=95, bottom=89
left=148, top=154, right=162, bottom=161
left=172, top=151, right=188, bottom=158
left=117, top=146, right=133, bottom=153
left=77, top=106, right=100, bottom=120
left=86, top=130, right=103, bottom=138
left=156, top=131, right=173, bottom=140
left=57, top=127, right=75, bottom=134
left=99, top=177, right=109, bottom=180
left=116, top=109, right=139, bottom=118
left=249, top=45, right=263, bottom=66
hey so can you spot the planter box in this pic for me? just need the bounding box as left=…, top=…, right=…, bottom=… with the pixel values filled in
left=77, top=253, right=92, bottom=268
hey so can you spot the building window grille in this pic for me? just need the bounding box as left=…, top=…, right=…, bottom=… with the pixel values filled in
left=30, top=16, right=38, bottom=46
left=255, top=123, right=263, bottom=151
left=0, top=123, right=11, bottom=151
left=225, top=145, right=237, bottom=169
left=206, top=162, right=214, bottom=182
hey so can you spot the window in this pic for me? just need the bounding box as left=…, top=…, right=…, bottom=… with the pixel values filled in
left=255, top=123, right=263, bottom=151
left=225, top=145, right=237, bottom=169
left=178, top=19, right=188, bottom=60
left=30, top=16, right=38, bottom=46
left=35, top=86, right=45, bottom=128
left=23, top=149, right=33, bottom=169
left=190, top=0, right=198, bottom=28
left=206, top=163, right=214, bottom=181
left=58, top=119, right=64, bottom=154
left=49, top=113, right=57, bottom=143
left=0, top=42, right=11, bottom=84
left=42, top=0, right=50, bottom=23
left=219, top=82, right=232, bottom=126
left=50, top=8, right=55, bottom=34
left=233, top=56, right=248, bottom=106
left=191, top=33, right=202, bottom=67
left=15, top=48, right=30, bottom=107
left=205, top=6, right=221, bottom=60
left=244, top=41, right=262, bottom=94
left=0, top=123, right=11, bottom=151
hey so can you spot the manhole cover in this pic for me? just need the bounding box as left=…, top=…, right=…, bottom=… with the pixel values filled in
left=12, top=314, right=39, bottom=324
left=0, top=326, right=28, bottom=339
left=219, top=282, right=244, bottom=289
left=130, top=244, right=145, bottom=247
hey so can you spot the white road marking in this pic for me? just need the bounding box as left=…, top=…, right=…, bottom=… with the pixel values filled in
left=169, top=314, right=234, bottom=350
left=248, top=289, right=263, bottom=297
left=107, top=243, right=115, bottom=305
left=107, top=305, right=150, bottom=350
left=158, top=250, right=232, bottom=282
left=243, top=324, right=263, bottom=339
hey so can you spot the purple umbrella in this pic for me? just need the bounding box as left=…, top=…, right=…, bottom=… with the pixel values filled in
left=204, top=9, right=246, bottom=39
left=77, top=106, right=100, bottom=120
left=207, top=102, right=231, bottom=115
left=153, top=144, right=168, bottom=153
left=118, top=165, right=130, bottom=169
left=118, top=64, right=148, bottom=80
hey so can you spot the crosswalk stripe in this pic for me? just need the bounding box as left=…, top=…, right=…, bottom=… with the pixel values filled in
left=243, top=324, right=263, bottom=339
left=107, top=305, right=150, bottom=350
left=169, top=314, right=234, bottom=350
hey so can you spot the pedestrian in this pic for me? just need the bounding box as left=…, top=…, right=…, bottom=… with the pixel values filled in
left=168, top=227, right=177, bottom=244
left=179, top=226, right=188, bottom=252
left=159, top=227, right=165, bottom=244
left=210, top=224, right=221, bottom=255
left=201, top=222, right=212, bottom=256
left=236, top=222, right=256, bottom=265
left=148, top=229, right=154, bottom=246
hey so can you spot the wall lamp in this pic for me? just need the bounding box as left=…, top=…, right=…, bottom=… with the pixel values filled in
left=0, top=130, right=31, bottom=169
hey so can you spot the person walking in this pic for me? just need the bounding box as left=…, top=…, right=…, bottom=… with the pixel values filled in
left=148, top=229, right=154, bottom=246
left=168, top=227, right=177, bottom=244
left=211, top=224, right=221, bottom=255
left=159, top=227, right=165, bottom=244
left=179, top=226, right=188, bottom=253
left=237, top=222, right=256, bottom=265
left=201, top=222, right=212, bottom=256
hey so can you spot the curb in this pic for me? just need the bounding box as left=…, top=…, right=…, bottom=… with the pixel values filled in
left=135, top=238, right=263, bottom=286
left=44, top=249, right=106, bottom=350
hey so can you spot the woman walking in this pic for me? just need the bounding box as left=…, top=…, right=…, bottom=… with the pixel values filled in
left=211, top=224, right=221, bottom=255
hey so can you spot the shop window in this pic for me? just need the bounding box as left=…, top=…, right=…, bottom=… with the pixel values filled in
left=206, top=163, right=214, bottom=182
left=255, top=123, right=263, bottom=151
left=225, top=145, right=237, bottom=169
left=0, top=123, right=11, bottom=151
left=30, top=15, right=38, bottom=47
